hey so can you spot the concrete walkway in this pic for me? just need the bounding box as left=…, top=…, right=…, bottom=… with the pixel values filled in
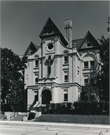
left=0, top=120, right=109, bottom=128
left=0, top=121, right=110, bottom=135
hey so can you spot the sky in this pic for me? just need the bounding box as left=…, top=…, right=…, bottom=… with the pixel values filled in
left=1, top=1, right=109, bottom=56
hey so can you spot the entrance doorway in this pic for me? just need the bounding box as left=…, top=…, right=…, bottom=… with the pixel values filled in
left=42, top=90, right=51, bottom=104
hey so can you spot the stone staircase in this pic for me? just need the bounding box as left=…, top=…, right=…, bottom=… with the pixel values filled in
left=12, top=114, right=23, bottom=121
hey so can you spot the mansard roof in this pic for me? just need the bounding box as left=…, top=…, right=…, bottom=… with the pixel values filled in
left=39, top=17, right=68, bottom=46
left=72, top=31, right=99, bottom=51
left=23, top=41, right=39, bottom=57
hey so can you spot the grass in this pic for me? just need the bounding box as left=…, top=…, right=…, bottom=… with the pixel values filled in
left=34, top=114, right=109, bottom=124
left=0, top=113, right=6, bottom=120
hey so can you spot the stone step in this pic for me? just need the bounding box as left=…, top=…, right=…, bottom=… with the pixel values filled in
left=11, top=115, right=23, bottom=121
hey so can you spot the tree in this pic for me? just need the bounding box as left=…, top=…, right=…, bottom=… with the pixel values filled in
left=1, top=48, right=27, bottom=111
left=97, top=36, right=109, bottom=101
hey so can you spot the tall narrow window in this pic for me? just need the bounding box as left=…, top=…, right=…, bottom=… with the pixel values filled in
left=64, top=89, right=68, bottom=101
left=84, top=78, right=88, bottom=85
left=90, top=61, right=94, bottom=68
left=35, top=60, right=39, bottom=67
left=35, top=77, right=38, bottom=84
left=64, top=56, right=68, bottom=64
left=84, top=61, right=88, bottom=69
left=64, top=74, right=68, bottom=82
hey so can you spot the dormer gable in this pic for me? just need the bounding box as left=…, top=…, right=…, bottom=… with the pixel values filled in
left=23, top=41, right=39, bottom=57
left=78, top=31, right=99, bottom=50
left=39, top=17, right=61, bottom=38
left=39, top=17, right=68, bottom=46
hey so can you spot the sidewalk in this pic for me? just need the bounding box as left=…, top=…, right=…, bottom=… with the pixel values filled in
left=0, top=120, right=110, bottom=129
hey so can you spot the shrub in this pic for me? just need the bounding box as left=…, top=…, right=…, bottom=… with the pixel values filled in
left=1, top=103, right=12, bottom=112
left=73, top=100, right=109, bottom=115
left=28, top=112, right=36, bottom=120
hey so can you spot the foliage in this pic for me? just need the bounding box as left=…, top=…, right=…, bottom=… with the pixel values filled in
left=1, top=48, right=27, bottom=111
left=97, top=36, right=109, bottom=101
left=73, top=101, right=109, bottom=115
left=42, top=102, right=72, bottom=114
left=28, top=112, right=36, bottom=120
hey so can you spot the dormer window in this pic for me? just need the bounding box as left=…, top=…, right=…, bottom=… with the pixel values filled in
left=86, top=42, right=92, bottom=47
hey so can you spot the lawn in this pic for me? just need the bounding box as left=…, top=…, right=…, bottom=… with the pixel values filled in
left=0, top=113, right=6, bottom=120
left=34, top=114, right=109, bottom=124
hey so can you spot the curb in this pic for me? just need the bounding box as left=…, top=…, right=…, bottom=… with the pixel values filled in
left=0, top=121, right=110, bottom=129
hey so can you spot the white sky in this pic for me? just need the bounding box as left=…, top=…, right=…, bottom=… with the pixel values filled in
left=1, top=1, right=109, bottom=55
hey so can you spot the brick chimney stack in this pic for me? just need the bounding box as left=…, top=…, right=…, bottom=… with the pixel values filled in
left=64, top=18, right=72, bottom=48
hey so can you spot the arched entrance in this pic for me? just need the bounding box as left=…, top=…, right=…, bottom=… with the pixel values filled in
left=42, top=90, right=51, bottom=104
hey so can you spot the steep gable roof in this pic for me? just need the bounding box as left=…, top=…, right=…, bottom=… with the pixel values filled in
left=23, top=41, right=39, bottom=57
left=39, top=17, right=68, bottom=46
left=78, top=31, right=99, bottom=50
left=72, top=31, right=99, bottom=51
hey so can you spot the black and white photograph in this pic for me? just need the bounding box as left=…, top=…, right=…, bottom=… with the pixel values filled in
left=0, top=1, right=109, bottom=135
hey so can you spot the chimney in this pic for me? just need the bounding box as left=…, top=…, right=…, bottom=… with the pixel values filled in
left=64, top=18, right=72, bottom=48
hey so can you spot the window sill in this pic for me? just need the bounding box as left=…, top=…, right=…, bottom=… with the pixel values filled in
left=63, top=63, right=69, bottom=66
left=34, top=67, right=39, bottom=69
left=83, top=68, right=95, bottom=71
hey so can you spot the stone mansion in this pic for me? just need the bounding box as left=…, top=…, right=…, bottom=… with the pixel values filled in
left=23, top=18, right=100, bottom=110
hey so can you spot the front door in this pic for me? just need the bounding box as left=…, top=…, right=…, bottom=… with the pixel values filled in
left=42, top=90, right=51, bottom=104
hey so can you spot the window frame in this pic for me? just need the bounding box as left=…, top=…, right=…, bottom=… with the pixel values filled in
left=35, top=60, right=39, bottom=67
left=64, top=89, right=68, bottom=101
left=64, top=55, right=68, bottom=64
left=64, top=93, right=68, bottom=101
left=35, top=77, right=38, bottom=84
left=84, top=78, right=88, bottom=85
left=90, top=61, right=94, bottom=69
left=64, top=74, right=68, bottom=82
left=86, top=42, right=92, bottom=47
left=84, top=61, right=88, bottom=69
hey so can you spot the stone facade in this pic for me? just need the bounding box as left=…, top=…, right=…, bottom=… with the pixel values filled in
left=23, top=18, right=100, bottom=109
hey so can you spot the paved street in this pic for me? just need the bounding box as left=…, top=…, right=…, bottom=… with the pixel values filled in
left=0, top=121, right=110, bottom=135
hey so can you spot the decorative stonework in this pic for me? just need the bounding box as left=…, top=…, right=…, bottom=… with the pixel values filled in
left=54, top=37, right=59, bottom=42
left=45, top=42, right=54, bottom=52
left=41, top=39, right=46, bottom=44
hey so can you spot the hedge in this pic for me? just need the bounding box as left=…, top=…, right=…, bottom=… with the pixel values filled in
left=1, top=103, right=24, bottom=112
left=73, top=101, right=109, bottom=115
left=42, top=101, right=109, bottom=115
left=42, top=102, right=72, bottom=114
